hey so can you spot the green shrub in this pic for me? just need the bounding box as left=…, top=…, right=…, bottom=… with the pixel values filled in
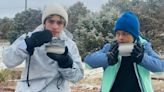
left=0, top=69, right=10, bottom=83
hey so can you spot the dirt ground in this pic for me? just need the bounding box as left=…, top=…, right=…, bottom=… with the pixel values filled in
left=0, top=68, right=164, bottom=92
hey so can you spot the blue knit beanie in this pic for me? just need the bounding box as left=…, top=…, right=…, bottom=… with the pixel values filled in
left=114, top=11, right=140, bottom=39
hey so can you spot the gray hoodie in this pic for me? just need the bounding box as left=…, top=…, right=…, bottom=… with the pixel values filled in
left=2, top=25, right=84, bottom=92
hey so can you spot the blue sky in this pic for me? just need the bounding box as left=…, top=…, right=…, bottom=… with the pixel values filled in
left=0, top=0, right=108, bottom=18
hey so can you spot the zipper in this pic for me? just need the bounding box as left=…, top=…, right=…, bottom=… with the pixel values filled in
left=134, top=63, right=145, bottom=92
left=108, top=56, right=122, bottom=92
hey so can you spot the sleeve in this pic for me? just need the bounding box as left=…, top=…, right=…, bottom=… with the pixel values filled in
left=2, top=34, right=29, bottom=68
left=140, top=42, right=164, bottom=72
left=58, top=42, right=84, bottom=83
left=84, top=43, right=111, bottom=69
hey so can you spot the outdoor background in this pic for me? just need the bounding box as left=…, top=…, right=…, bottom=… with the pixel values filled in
left=0, top=0, right=164, bottom=92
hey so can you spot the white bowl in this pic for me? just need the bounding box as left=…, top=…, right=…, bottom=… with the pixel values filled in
left=45, top=45, right=65, bottom=54
left=45, top=38, right=65, bottom=54
left=118, top=43, right=134, bottom=56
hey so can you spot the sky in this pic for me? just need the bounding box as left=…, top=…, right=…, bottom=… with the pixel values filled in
left=0, top=0, right=108, bottom=18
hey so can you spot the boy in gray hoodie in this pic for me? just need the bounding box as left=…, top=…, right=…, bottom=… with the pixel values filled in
left=3, top=3, right=83, bottom=92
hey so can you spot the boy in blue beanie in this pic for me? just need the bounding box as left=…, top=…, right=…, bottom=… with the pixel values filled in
left=84, top=11, right=164, bottom=92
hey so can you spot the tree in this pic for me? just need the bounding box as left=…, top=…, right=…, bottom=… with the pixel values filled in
left=67, top=1, right=90, bottom=33
left=74, top=28, right=104, bottom=59
left=0, top=17, right=13, bottom=39
left=102, top=0, right=132, bottom=13
left=7, top=9, right=41, bottom=43
left=74, top=5, right=118, bottom=58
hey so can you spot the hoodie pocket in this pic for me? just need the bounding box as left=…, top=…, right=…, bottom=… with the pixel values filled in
left=15, top=78, right=47, bottom=92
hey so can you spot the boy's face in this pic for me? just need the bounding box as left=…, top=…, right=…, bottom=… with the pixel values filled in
left=115, top=30, right=134, bottom=43
left=44, top=15, right=65, bottom=37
